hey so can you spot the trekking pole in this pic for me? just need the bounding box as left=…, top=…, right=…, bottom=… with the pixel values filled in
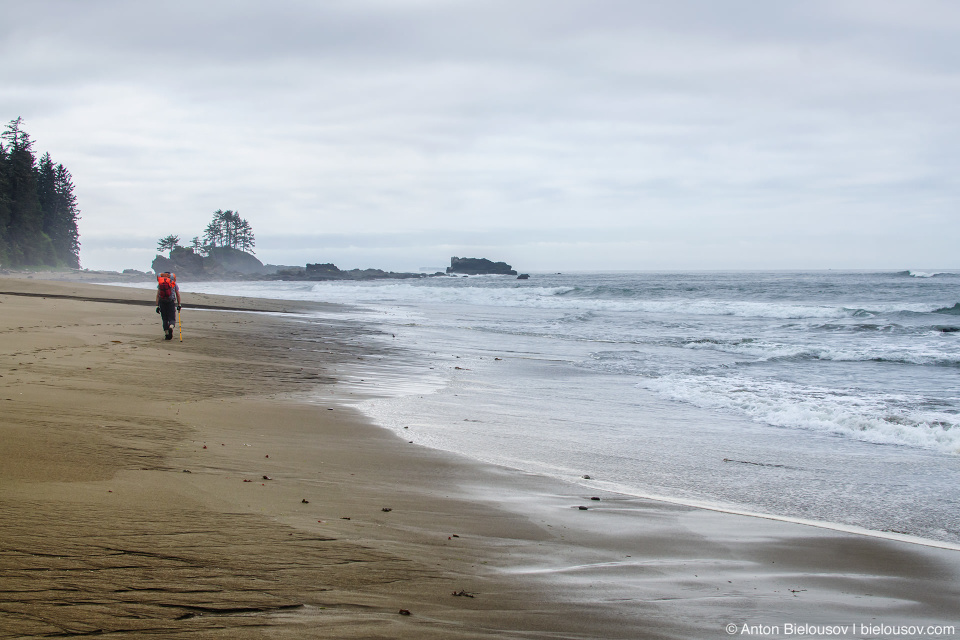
left=178, top=308, right=182, bottom=342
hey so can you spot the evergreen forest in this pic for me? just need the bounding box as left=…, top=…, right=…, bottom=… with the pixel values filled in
left=0, top=117, right=81, bottom=268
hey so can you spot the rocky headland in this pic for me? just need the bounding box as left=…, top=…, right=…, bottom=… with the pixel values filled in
left=151, top=246, right=292, bottom=280
left=268, top=262, right=428, bottom=281
left=147, top=251, right=525, bottom=282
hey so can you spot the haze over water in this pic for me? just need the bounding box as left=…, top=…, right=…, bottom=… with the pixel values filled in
left=175, top=270, right=960, bottom=545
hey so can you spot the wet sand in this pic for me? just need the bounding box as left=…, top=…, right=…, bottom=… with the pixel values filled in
left=1, top=277, right=958, bottom=639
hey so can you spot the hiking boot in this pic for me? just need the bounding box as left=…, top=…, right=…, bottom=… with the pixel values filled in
left=165, top=328, right=173, bottom=340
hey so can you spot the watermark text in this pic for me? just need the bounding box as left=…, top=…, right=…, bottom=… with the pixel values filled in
left=725, top=622, right=956, bottom=637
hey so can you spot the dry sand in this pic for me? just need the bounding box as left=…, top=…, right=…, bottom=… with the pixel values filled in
left=1, top=277, right=958, bottom=639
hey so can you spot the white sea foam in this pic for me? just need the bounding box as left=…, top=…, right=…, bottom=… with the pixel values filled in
left=679, top=337, right=960, bottom=367
left=641, top=374, right=960, bottom=454
left=289, top=281, right=944, bottom=320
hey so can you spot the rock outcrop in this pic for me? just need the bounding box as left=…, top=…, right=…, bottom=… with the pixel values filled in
left=446, top=256, right=517, bottom=276
left=149, top=249, right=505, bottom=282
left=205, top=247, right=267, bottom=275
left=271, top=263, right=425, bottom=281
left=151, top=246, right=275, bottom=279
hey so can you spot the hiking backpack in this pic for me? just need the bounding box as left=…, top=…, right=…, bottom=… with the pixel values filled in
left=157, top=274, right=176, bottom=299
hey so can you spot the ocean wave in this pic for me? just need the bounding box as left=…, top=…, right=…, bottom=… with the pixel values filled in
left=586, top=349, right=691, bottom=377
left=678, top=337, right=960, bottom=367
left=181, top=279, right=959, bottom=323
left=934, top=303, right=960, bottom=315
left=849, top=303, right=960, bottom=317
left=368, top=288, right=876, bottom=319
left=813, top=322, right=898, bottom=333
left=555, top=285, right=645, bottom=300
left=900, top=270, right=959, bottom=278
left=641, top=374, right=960, bottom=454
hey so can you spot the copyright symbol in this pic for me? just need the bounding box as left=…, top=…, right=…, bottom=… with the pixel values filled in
left=726, top=623, right=738, bottom=635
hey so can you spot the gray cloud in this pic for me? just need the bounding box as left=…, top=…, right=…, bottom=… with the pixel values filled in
left=3, top=0, right=958, bottom=270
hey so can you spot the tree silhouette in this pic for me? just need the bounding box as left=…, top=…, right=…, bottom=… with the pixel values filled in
left=237, top=218, right=255, bottom=253
left=202, top=209, right=255, bottom=253
left=0, top=117, right=65, bottom=266
left=157, top=234, right=180, bottom=253
left=41, top=159, right=81, bottom=268
left=54, top=164, right=81, bottom=268
left=0, top=118, right=81, bottom=268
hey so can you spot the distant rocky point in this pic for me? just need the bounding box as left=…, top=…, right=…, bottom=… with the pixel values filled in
left=446, top=256, right=517, bottom=276
left=151, top=248, right=432, bottom=281
left=269, top=262, right=426, bottom=281
left=152, top=246, right=287, bottom=280
left=147, top=249, right=523, bottom=281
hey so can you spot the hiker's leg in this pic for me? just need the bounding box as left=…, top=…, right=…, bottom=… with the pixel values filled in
left=159, top=300, right=176, bottom=333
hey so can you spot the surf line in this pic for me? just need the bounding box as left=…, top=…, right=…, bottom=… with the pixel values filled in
left=580, top=478, right=960, bottom=552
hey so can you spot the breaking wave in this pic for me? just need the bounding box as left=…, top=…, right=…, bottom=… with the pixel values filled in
left=898, top=270, right=958, bottom=278
left=678, top=337, right=960, bottom=367
left=641, top=374, right=960, bottom=454
left=934, top=303, right=960, bottom=316
left=291, top=282, right=954, bottom=321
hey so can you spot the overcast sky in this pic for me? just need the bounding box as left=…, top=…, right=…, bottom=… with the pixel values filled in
left=3, top=0, right=958, bottom=272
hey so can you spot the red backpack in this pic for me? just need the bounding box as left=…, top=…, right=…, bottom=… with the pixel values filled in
left=157, top=273, right=176, bottom=299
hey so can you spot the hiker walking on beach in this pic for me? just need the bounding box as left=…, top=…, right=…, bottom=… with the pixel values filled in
left=155, top=272, right=181, bottom=340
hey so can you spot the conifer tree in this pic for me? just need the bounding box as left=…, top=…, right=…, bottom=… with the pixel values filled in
left=1, top=117, right=53, bottom=266
left=37, top=152, right=57, bottom=224
left=237, top=219, right=255, bottom=253
left=0, top=139, right=10, bottom=264
left=0, top=118, right=81, bottom=268
left=202, top=209, right=255, bottom=253
left=52, top=164, right=81, bottom=267
left=37, top=153, right=80, bottom=268
left=157, top=234, right=181, bottom=253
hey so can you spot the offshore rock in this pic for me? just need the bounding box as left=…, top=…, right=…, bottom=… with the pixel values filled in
left=270, top=262, right=426, bottom=281
left=446, top=256, right=517, bottom=276
left=151, top=246, right=273, bottom=279
left=206, top=246, right=266, bottom=275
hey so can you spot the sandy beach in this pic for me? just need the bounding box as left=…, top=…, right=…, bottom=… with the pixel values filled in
left=1, top=276, right=958, bottom=639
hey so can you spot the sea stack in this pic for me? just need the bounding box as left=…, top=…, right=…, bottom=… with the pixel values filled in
left=446, top=256, right=518, bottom=276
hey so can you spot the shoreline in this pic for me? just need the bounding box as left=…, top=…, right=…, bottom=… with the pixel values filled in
left=347, top=357, right=960, bottom=553
left=550, top=480, right=960, bottom=553
left=2, top=277, right=959, bottom=638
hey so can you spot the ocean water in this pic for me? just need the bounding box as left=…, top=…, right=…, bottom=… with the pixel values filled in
left=168, top=271, right=960, bottom=545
